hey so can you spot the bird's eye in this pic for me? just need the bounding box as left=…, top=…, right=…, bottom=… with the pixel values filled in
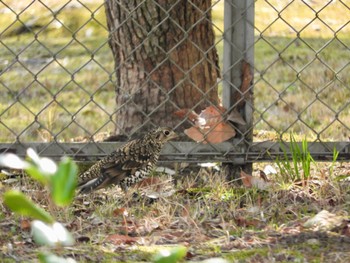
left=164, top=130, right=170, bottom=136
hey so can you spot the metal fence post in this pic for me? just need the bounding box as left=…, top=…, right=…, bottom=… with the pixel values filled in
left=222, top=0, right=255, bottom=181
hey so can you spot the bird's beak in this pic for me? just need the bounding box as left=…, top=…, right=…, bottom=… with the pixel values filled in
left=169, top=131, right=178, bottom=140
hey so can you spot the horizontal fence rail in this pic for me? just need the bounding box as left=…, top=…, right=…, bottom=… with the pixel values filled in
left=1, top=141, right=349, bottom=163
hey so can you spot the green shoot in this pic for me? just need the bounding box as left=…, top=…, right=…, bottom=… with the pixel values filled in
left=275, top=133, right=315, bottom=183
left=330, top=146, right=339, bottom=178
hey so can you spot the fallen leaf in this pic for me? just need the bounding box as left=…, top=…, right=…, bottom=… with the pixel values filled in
left=105, top=234, right=138, bottom=245
left=115, top=225, right=137, bottom=235
left=173, top=109, right=199, bottom=123
left=184, top=127, right=205, bottom=143
left=341, top=224, right=350, bottom=237
left=185, top=123, right=236, bottom=144
left=259, top=170, right=268, bottom=182
left=234, top=217, right=264, bottom=228
left=175, top=106, right=245, bottom=127
left=240, top=171, right=253, bottom=187
left=135, top=177, right=163, bottom=189
left=303, top=210, right=346, bottom=231
left=208, top=123, right=236, bottom=143
left=20, top=219, right=31, bottom=230
left=240, top=171, right=271, bottom=190
left=176, top=105, right=237, bottom=144
left=227, top=108, right=246, bottom=125
left=198, top=105, right=225, bottom=127
left=113, top=207, right=128, bottom=217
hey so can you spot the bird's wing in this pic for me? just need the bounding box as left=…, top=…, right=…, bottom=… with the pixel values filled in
left=101, top=156, right=148, bottom=178
left=101, top=139, right=152, bottom=175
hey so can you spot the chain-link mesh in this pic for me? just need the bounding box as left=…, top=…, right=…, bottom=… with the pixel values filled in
left=0, top=0, right=349, bottom=162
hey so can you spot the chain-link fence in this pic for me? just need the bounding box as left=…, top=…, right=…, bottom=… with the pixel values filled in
left=0, top=0, right=349, bottom=163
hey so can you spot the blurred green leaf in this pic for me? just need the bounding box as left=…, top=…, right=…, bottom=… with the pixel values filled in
left=51, top=157, right=77, bottom=206
left=25, top=164, right=50, bottom=185
left=153, top=246, right=187, bottom=263
left=38, top=252, right=76, bottom=263
left=25, top=149, right=57, bottom=185
left=32, top=220, right=75, bottom=247
left=3, top=190, right=54, bottom=224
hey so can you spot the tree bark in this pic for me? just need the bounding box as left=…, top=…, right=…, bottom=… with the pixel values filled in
left=105, top=0, right=220, bottom=135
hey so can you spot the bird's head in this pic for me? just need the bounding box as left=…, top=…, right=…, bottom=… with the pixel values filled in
left=152, top=127, right=178, bottom=143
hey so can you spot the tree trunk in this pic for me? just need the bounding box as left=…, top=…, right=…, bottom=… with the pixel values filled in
left=104, top=0, right=220, bottom=135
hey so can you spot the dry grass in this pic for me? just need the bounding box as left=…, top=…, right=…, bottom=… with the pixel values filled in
left=1, top=161, right=350, bottom=261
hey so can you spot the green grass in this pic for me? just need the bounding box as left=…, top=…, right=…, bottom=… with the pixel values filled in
left=253, top=35, right=350, bottom=140
left=275, top=133, right=315, bottom=183
left=0, top=0, right=349, bottom=142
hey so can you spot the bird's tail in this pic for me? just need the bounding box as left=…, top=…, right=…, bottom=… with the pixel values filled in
left=78, top=173, right=113, bottom=194
left=78, top=178, right=99, bottom=194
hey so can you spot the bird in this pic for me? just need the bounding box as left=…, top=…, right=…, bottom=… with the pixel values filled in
left=77, top=127, right=177, bottom=194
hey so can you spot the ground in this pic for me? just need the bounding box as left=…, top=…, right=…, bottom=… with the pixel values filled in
left=1, top=160, right=350, bottom=262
